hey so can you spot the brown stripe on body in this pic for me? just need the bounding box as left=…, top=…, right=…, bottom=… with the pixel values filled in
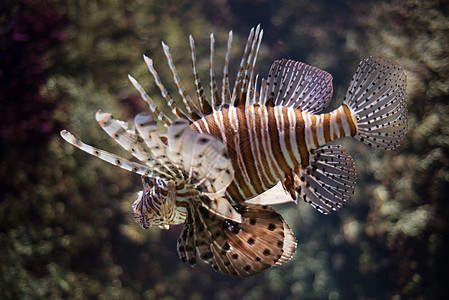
left=294, top=110, right=309, bottom=168
left=329, top=108, right=339, bottom=140
left=308, top=113, right=320, bottom=147
left=225, top=181, right=246, bottom=203
left=335, top=107, right=346, bottom=138
left=192, top=106, right=305, bottom=202
left=192, top=114, right=213, bottom=134
left=332, top=130, right=339, bottom=140
left=266, top=106, right=293, bottom=174
left=324, top=104, right=357, bottom=141
left=235, top=108, right=267, bottom=195
left=193, top=112, right=247, bottom=202
left=193, top=117, right=209, bottom=134
left=253, top=106, right=279, bottom=184
left=220, top=109, right=255, bottom=200
left=342, top=103, right=357, bottom=136
left=281, top=108, right=300, bottom=168
left=323, top=113, right=331, bottom=143
left=246, top=108, right=275, bottom=191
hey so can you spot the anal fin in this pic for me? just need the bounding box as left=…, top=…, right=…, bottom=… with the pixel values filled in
left=293, top=145, right=356, bottom=214
left=245, top=181, right=295, bottom=206
left=200, top=196, right=242, bottom=223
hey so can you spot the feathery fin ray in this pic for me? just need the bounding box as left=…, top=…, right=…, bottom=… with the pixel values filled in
left=178, top=204, right=296, bottom=277
left=292, top=145, right=356, bottom=214
left=133, top=113, right=181, bottom=179
left=60, top=130, right=166, bottom=178
left=189, top=35, right=213, bottom=115
left=344, top=56, right=408, bottom=150
left=162, top=42, right=203, bottom=121
left=128, top=74, right=173, bottom=127
left=265, top=59, right=333, bottom=112
left=95, top=110, right=152, bottom=163
left=167, top=119, right=241, bottom=222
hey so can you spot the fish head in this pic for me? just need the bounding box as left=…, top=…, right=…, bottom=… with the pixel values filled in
left=132, top=176, right=187, bottom=229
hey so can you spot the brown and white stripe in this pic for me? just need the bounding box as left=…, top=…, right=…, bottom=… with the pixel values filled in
left=191, top=105, right=357, bottom=203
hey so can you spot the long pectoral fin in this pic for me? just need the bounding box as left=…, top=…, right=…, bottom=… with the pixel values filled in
left=167, top=119, right=234, bottom=194
left=292, top=144, right=356, bottom=214
left=210, top=205, right=297, bottom=277
left=60, top=130, right=166, bottom=178
left=200, top=196, right=242, bottom=223
left=95, top=111, right=152, bottom=162
left=134, top=113, right=181, bottom=179
left=177, top=222, right=197, bottom=267
left=179, top=204, right=297, bottom=277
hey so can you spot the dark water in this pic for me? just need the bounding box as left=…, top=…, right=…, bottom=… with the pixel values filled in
left=1, top=0, right=448, bottom=299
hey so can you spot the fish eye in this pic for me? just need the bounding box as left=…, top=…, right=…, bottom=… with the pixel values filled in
left=142, top=176, right=154, bottom=187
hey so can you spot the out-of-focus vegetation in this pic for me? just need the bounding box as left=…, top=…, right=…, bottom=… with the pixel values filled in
left=1, top=0, right=448, bottom=298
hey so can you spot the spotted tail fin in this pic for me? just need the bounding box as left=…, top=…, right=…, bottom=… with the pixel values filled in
left=344, top=56, right=408, bottom=150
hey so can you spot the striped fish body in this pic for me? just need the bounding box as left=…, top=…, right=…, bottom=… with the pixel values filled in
left=192, top=104, right=356, bottom=205
left=60, top=25, right=407, bottom=277
left=61, top=110, right=298, bottom=277
left=125, top=25, right=406, bottom=214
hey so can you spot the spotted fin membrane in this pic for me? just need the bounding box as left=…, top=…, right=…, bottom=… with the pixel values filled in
left=177, top=204, right=296, bottom=277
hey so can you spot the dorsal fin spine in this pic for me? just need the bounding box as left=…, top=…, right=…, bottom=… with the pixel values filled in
left=239, top=25, right=260, bottom=106
left=128, top=74, right=172, bottom=127
left=221, top=31, right=233, bottom=108
left=231, top=27, right=254, bottom=105
left=162, top=42, right=203, bottom=121
left=247, top=28, right=263, bottom=106
left=189, top=35, right=212, bottom=115
left=209, top=33, right=221, bottom=110
left=142, top=56, right=189, bottom=121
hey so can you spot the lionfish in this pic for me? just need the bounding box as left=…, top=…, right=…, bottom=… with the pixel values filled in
left=61, top=25, right=407, bottom=277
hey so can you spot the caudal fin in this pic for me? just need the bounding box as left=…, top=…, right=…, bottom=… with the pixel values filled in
left=344, top=57, right=408, bottom=150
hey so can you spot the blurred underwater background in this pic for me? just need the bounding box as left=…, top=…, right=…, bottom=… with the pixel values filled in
left=1, top=0, right=448, bottom=299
